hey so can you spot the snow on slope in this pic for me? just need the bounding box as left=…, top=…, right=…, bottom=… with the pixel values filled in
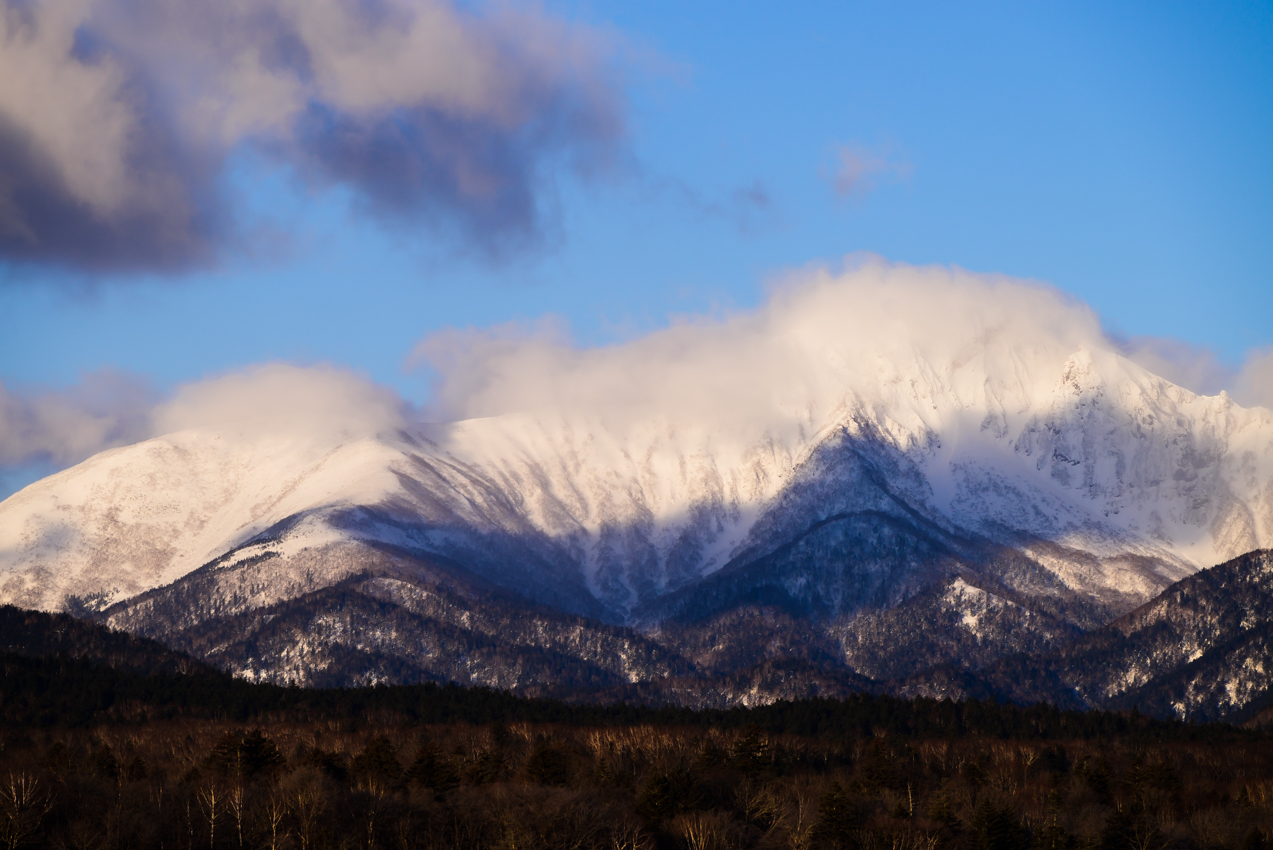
left=2, top=262, right=1272, bottom=617
left=411, top=261, right=1273, bottom=600
left=0, top=432, right=406, bottom=609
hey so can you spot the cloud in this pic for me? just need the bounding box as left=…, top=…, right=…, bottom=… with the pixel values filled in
left=0, top=370, right=158, bottom=466
left=414, top=257, right=1110, bottom=445
left=0, top=0, right=626, bottom=273
left=639, top=177, right=775, bottom=234
left=0, top=364, right=406, bottom=485
left=153, top=363, right=408, bottom=442
left=827, top=143, right=912, bottom=199
left=414, top=258, right=1273, bottom=454
left=6, top=259, right=1272, bottom=497
left=1115, top=336, right=1273, bottom=411
left=1115, top=335, right=1233, bottom=397
left=1234, top=348, right=1273, bottom=410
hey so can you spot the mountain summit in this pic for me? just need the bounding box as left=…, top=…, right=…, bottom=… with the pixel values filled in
left=3, top=262, right=1271, bottom=695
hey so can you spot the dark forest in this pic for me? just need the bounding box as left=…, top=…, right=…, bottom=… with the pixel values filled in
left=5, top=606, right=1273, bottom=849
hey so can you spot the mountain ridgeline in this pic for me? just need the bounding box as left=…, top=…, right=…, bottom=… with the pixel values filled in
left=49, top=543, right=1273, bottom=722
left=2, top=322, right=1273, bottom=719
left=6, top=551, right=1273, bottom=726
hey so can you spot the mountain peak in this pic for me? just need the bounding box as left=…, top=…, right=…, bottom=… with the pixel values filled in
left=3, top=269, right=1271, bottom=700
left=3, top=335, right=1270, bottom=619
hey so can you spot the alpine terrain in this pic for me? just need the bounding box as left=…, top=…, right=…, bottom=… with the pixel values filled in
left=2, top=265, right=1272, bottom=710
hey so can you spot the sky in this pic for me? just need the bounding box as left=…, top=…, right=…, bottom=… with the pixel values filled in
left=1, top=0, right=1271, bottom=499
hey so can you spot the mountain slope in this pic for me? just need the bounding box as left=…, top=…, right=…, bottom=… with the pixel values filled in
left=3, top=270, right=1273, bottom=697
left=905, top=549, right=1273, bottom=722
left=92, top=536, right=702, bottom=691
left=0, top=604, right=209, bottom=677
left=6, top=297, right=1273, bottom=621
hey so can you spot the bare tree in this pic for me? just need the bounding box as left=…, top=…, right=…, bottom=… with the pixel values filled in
left=355, top=777, right=388, bottom=850
left=262, top=792, right=291, bottom=850
left=786, top=791, right=815, bottom=850
left=0, top=774, right=52, bottom=850
left=226, top=784, right=245, bottom=850
left=196, top=785, right=220, bottom=850
left=289, top=777, right=325, bottom=850
left=609, top=824, right=652, bottom=850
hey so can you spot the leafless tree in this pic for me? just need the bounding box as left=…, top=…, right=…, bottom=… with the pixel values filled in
left=196, top=785, right=220, bottom=850
left=226, top=784, right=246, bottom=850
left=0, top=773, right=52, bottom=850
left=288, top=775, right=326, bottom=850
left=261, top=792, right=291, bottom=850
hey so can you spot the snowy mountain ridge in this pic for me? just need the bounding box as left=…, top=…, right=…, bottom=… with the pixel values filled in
left=2, top=267, right=1272, bottom=665
left=2, top=338, right=1269, bottom=623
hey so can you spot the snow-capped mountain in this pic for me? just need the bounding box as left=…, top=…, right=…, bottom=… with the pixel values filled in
left=3, top=343, right=1268, bottom=618
left=2, top=265, right=1271, bottom=692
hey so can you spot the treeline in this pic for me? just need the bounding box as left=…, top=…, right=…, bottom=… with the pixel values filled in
left=0, top=605, right=205, bottom=676
left=5, top=606, right=1273, bottom=848
left=0, top=649, right=1256, bottom=745
left=3, top=716, right=1273, bottom=849
left=1, top=604, right=1259, bottom=744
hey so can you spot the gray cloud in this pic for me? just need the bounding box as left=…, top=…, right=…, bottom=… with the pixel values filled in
left=827, top=143, right=912, bottom=199
left=0, top=0, right=626, bottom=273
left=639, top=176, right=775, bottom=235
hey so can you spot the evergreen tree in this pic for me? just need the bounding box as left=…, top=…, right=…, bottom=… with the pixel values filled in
left=811, top=780, right=860, bottom=848
left=971, top=799, right=1025, bottom=850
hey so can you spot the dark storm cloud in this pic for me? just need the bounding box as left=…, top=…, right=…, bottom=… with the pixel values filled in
left=0, top=0, right=626, bottom=274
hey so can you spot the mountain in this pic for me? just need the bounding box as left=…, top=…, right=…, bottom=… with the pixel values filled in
left=3, top=272, right=1273, bottom=700
left=901, top=548, right=1273, bottom=723
left=0, top=603, right=209, bottom=677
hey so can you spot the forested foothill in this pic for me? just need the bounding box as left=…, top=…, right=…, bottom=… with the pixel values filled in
left=7, top=608, right=1273, bottom=848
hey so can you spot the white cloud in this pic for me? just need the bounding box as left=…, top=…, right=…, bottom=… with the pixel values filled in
left=153, top=363, right=408, bottom=442
left=415, top=258, right=1273, bottom=457
left=414, top=257, right=1109, bottom=446
left=5, top=259, right=1272, bottom=497
left=1115, top=337, right=1273, bottom=412
left=1116, top=335, right=1233, bottom=397
left=1234, top=348, right=1273, bottom=410
left=0, top=370, right=157, bottom=465
left=0, top=364, right=406, bottom=488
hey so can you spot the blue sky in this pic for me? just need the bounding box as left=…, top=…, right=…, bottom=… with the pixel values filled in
left=1, top=0, right=1271, bottom=496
